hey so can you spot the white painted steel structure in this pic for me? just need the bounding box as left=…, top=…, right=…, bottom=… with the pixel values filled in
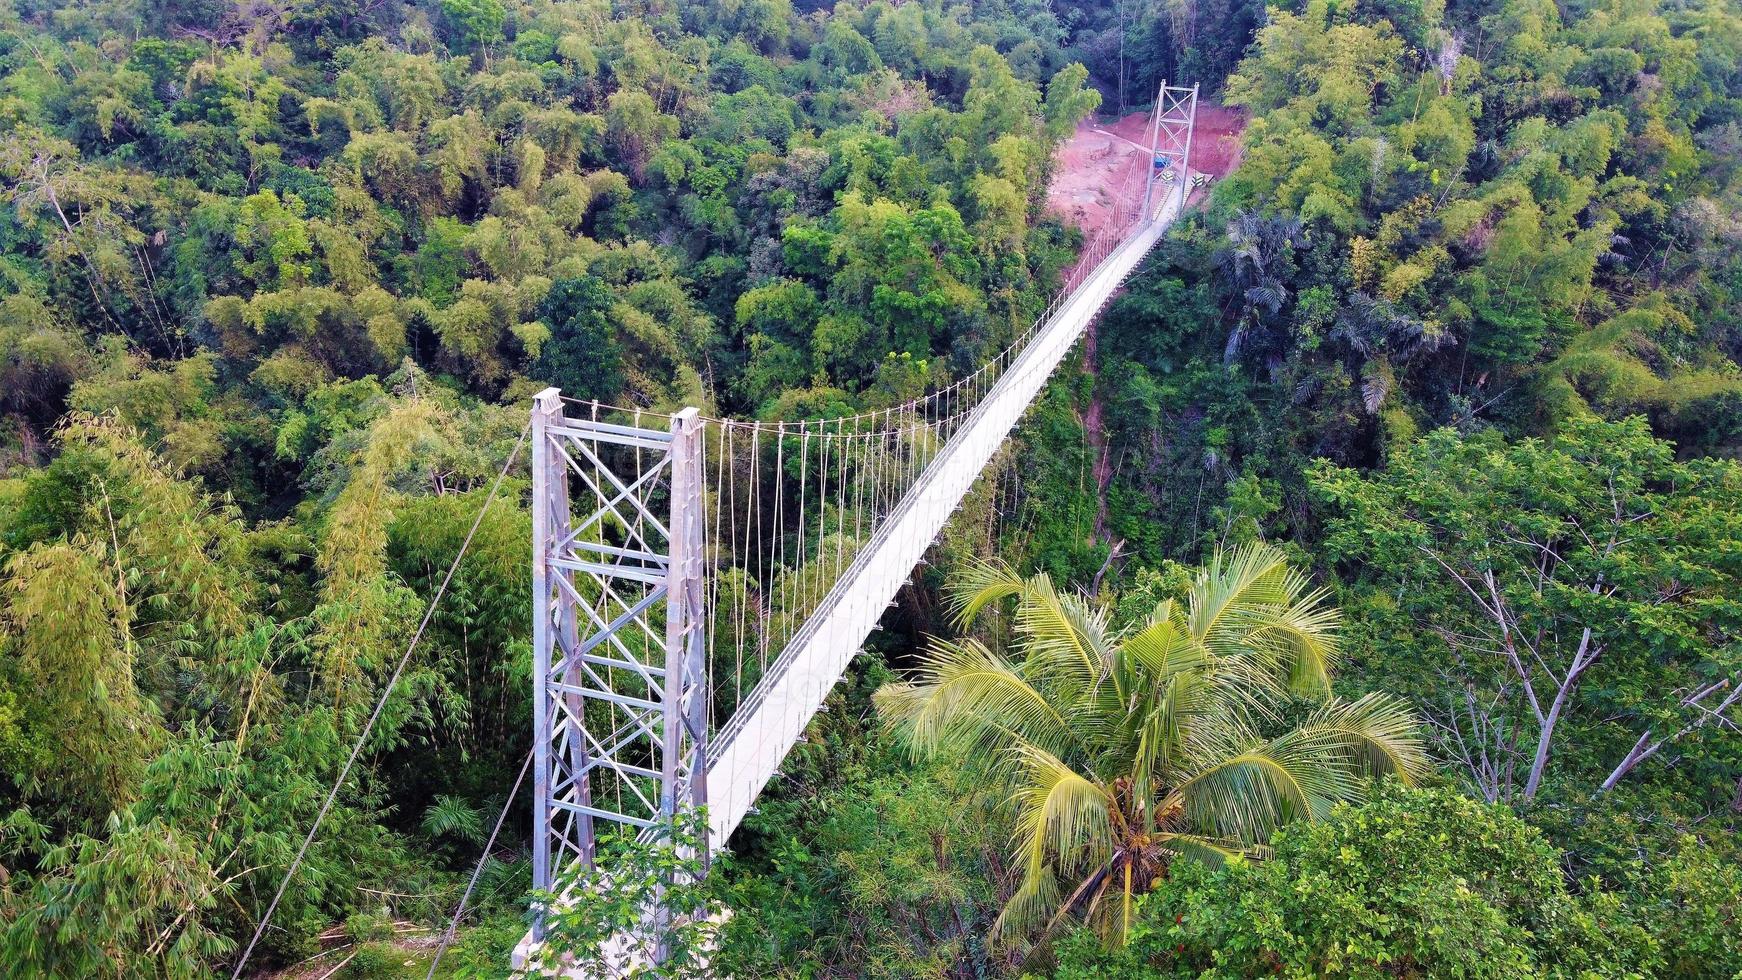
left=520, top=85, right=1199, bottom=971
left=1145, top=83, right=1199, bottom=220
left=527, top=398, right=709, bottom=945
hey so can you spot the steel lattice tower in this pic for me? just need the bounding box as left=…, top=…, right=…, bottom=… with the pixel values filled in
left=1142, top=82, right=1200, bottom=218
left=528, top=390, right=707, bottom=939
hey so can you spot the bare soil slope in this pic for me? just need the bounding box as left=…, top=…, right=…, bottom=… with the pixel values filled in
left=1046, top=103, right=1247, bottom=238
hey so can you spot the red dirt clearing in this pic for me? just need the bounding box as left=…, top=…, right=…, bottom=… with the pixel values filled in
left=1047, top=102, right=1247, bottom=239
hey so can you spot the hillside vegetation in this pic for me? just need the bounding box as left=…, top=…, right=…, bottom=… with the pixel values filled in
left=0, top=0, right=1738, bottom=977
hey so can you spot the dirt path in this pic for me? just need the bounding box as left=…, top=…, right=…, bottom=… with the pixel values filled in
left=1045, top=103, right=1247, bottom=553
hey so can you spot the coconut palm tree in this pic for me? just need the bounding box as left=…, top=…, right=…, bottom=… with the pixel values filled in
left=874, top=544, right=1429, bottom=948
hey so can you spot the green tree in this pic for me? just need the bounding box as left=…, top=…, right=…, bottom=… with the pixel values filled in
left=1, top=540, right=158, bottom=823
left=1051, top=782, right=1656, bottom=979
left=233, top=190, right=315, bottom=290
left=1639, top=837, right=1742, bottom=978
left=604, top=90, right=680, bottom=181
left=533, top=276, right=625, bottom=404
left=1312, top=419, right=1742, bottom=824
left=438, top=0, right=505, bottom=54
left=876, top=545, right=1428, bottom=947
left=1043, top=62, right=1102, bottom=142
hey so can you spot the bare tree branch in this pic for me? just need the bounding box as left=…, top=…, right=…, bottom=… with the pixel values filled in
left=1601, top=677, right=1742, bottom=792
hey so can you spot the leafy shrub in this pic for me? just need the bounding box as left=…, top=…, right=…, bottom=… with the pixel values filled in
left=338, top=943, right=402, bottom=979
left=1051, top=782, right=1657, bottom=979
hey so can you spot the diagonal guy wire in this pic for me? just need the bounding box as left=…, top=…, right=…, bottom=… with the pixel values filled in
left=229, top=420, right=531, bottom=980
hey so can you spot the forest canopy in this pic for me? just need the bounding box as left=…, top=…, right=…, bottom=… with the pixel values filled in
left=0, top=0, right=1739, bottom=976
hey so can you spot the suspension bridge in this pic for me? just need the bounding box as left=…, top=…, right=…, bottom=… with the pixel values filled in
left=219, top=83, right=1202, bottom=980
left=513, top=84, right=1203, bottom=972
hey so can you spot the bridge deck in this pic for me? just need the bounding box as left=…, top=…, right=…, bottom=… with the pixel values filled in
left=703, top=190, right=1185, bottom=852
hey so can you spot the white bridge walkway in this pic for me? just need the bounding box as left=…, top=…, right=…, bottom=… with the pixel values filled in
left=704, top=196, right=1180, bottom=850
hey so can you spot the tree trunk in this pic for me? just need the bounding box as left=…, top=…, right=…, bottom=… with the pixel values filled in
left=1522, top=627, right=1598, bottom=800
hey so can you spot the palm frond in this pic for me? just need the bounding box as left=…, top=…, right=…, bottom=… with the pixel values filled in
left=874, top=637, right=1083, bottom=764
left=1119, top=614, right=1209, bottom=683
left=1008, top=744, right=1113, bottom=882
left=1361, top=357, right=1394, bottom=413
left=421, top=795, right=485, bottom=844
left=1188, top=542, right=1294, bottom=647
left=1144, top=597, right=1178, bottom=628
left=949, top=562, right=1114, bottom=695
left=1153, top=831, right=1251, bottom=866
left=948, top=557, right=1027, bottom=628
left=1012, top=572, right=1115, bottom=692
left=1288, top=693, right=1432, bottom=784
left=1046, top=859, right=1118, bottom=942
left=991, top=866, right=1061, bottom=947
left=1125, top=668, right=1217, bottom=822
left=1201, top=649, right=1289, bottom=724
left=990, top=746, right=1111, bottom=946
left=1177, top=737, right=1354, bottom=844
left=1233, top=588, right=1342, bottom=695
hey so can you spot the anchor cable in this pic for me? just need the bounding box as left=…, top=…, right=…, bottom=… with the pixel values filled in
left=229, top=421, right=530, bottom=979
left=422, top=747, right=535, bottom=980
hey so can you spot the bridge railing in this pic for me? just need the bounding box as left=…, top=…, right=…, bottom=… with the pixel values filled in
left=704, top=209, right=1179, bottom=851
left=703, top=221, right=1109, bottom=728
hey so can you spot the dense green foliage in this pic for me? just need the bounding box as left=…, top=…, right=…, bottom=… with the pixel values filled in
left=1313, top=417, right=1742, bottom=869
left=1051, top=781, right=1742, bottom=979
left=0, top=0, right=1738, bottom=975
left=1093, top=0, right=1742, bottom=564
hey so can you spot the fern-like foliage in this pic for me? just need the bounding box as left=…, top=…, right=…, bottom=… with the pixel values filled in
left=421, top=795, right=486, bottom=844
